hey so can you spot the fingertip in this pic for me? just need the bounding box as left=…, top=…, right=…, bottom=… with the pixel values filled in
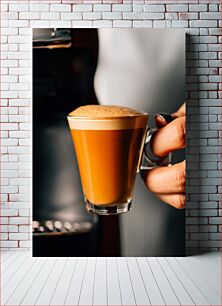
left=154, top=113, right=173, bottom=123
left=176, top=194, right=186, bottom=209
left=154, top=193, right=186, bottom=209
left=154, top=114, right=167, bottom=128
left=151, top=116, right=186, bottom=157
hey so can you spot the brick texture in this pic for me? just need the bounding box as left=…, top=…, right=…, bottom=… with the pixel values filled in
left=0, top=0, right=221, bottom=253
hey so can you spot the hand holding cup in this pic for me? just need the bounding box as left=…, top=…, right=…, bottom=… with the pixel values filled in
left=141, top=104, right=186, bottom=209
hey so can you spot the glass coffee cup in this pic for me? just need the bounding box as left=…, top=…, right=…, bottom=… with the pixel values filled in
left=67, top=105, right=169, bottom=215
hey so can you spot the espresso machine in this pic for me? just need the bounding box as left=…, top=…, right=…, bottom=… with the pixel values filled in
left=33, top=29, right=120, bottom=256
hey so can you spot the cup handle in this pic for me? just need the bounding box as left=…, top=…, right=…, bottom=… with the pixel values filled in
left=138, top=128, right=172, bottom=171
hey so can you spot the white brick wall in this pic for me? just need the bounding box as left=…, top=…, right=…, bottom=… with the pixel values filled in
left=0, top=0, right=221, bottom=254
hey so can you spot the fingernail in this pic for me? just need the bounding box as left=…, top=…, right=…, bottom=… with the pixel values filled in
left=154, top=113, right=174, bottom=123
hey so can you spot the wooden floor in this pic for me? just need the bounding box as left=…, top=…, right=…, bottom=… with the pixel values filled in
left=1, top=251, right=220, bottom=306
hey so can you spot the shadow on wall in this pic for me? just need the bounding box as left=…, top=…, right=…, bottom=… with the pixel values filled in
left=186, top=33, right=200, bottom=255
left=186, top=34, right=217, bottom=255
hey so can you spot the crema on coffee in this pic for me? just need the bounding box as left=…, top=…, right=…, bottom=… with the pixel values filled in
left=67, top=105, right=148, bottom=214
left=68, top=105, right=148, bottom=130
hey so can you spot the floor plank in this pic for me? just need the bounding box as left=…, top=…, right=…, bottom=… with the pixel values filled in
left=34, top=258, right=67, bottom=305
left=0, top=251, right=14, bottom=263
left=2, top=252, right=22, bottom=273
left=20, top=258, right=57, bottom=305
left=167, top=257, right=210, bottom=305
left=117, top=257, right=136, bottom=305
left=107, top=258, right=122, bottom=306
left=157, top=258, right=195, bottom=305
left=196, top=253, right=220, bottom=275
left=64, top=257, right=87, bottom=305
left=1, top=252, right=29, bottom=289
left=78, top=257, right=96, bottom=306
left=176, top=257, right=221, bottom=305
left=50, top=257, right=77, bottom=305
left=182, top=256, right=220, bottom=294
left=137, top=257, right=165, bottom=305
left=148, top=258, right=180, bottom=305
left=2, top=256, right=37, bottom=305
left=5, top=258, right=46, bottom=305
left=127, top=257, right=150, bottom=305
left=93, top=257, right=107, bottom=306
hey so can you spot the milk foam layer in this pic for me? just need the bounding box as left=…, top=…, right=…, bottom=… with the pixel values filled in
left=69, top=105, right=147, bottom=118
left=68, top=105, right=148, bottom=130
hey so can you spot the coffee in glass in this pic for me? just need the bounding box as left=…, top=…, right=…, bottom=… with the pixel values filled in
left=67, top=105, right=148, bottom=215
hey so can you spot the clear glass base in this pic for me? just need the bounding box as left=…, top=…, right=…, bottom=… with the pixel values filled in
left=85, top=199, right=132, bottom=215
